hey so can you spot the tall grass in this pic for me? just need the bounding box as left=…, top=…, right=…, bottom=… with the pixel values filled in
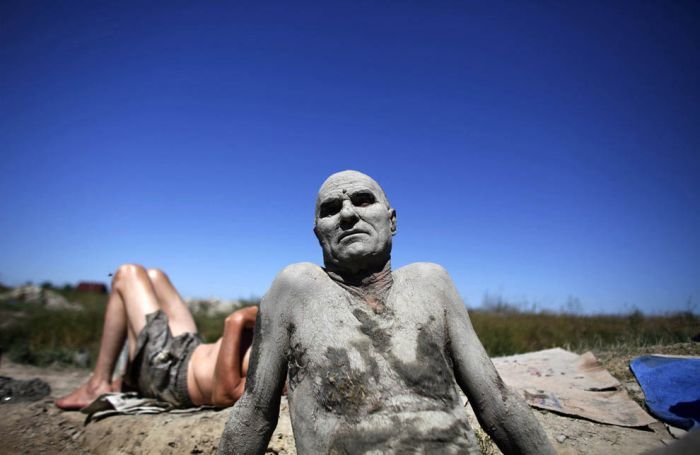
left=1, top=287, right=696, bottom=366
left=470, top=308, right=697, bottom=356
left=0, top=289, right=259, bottom=367
left=1, top=289, right=107, bottom=365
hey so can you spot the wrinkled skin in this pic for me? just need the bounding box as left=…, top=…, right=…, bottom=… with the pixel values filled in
left=218, top=171, right=554, bottom=454
left=313, top=171, right=396, bottom=275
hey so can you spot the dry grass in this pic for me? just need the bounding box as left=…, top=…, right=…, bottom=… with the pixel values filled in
left=470, top=309, right=698, bottom=357
left=1, top=285, right=698, bottom=367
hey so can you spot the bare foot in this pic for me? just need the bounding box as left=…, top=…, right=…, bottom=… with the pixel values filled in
left=110, top=377, right=123, bottom=392
left=55, top=380, right=113, bottom=410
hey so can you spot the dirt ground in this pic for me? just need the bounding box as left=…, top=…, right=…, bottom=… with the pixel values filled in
left=1, top=343, right=696, bottom=454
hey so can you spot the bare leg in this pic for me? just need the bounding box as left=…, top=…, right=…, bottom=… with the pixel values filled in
left=147, top=268, right=197, bottom=336
left=55, top=264, right=161, bottom=410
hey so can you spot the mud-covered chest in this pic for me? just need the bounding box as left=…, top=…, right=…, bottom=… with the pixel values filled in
left=285, top=303, right=455, bottom=407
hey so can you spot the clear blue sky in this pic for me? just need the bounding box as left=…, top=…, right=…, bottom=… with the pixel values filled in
left=1, top=1, right=698, bottom=314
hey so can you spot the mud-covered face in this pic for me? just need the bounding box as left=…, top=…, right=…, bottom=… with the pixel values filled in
left=314, top=171, right=396, bottom=273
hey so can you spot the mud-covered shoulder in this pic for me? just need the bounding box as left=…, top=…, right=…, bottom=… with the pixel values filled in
left=394, top=262, right=461, bottom=309
left=263, top=262, right=327, bottom=308
left=273, top=262, right=325, bottom=290
left=394, top=262, right=452, bottom=283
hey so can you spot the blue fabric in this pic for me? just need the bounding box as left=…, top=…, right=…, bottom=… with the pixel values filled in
left=630, top=355, right=700, bottom=430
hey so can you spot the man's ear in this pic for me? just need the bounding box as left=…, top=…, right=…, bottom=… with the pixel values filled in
left=389, top=208, right=397, bottom=235
left=313, top=225, right=321, bottom=244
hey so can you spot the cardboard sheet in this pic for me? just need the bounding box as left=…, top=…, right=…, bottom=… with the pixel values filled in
left=492, top=348, right=656, bottom=427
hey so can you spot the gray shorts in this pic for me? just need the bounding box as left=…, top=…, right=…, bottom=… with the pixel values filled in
left=123, top=310, right=202, bottom=408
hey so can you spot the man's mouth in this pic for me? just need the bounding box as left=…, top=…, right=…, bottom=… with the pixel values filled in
left=338, top=230, right=368, bottom=242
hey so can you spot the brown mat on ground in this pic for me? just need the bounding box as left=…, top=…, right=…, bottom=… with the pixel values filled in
left=493, top=348, right=656, bottom=427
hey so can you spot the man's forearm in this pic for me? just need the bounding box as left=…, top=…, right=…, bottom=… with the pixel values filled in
left=217, top=273, right=287, bottom=453
left=217, top=391, right=281, bottom=455
left=474, top=386, right=555, bottom=455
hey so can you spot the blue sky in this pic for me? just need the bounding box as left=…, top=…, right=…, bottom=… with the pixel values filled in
left=1, top=1, right=698, bottom=314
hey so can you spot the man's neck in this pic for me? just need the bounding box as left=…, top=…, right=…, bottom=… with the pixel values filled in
left=325, top=259, right=393, bottom=313
left=325, top=257, right=391, bottom=284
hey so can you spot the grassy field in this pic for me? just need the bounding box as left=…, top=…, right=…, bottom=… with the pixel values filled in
left=470, top=307, right=697, bottom=356
left=1, top=285, right=697, bottom=367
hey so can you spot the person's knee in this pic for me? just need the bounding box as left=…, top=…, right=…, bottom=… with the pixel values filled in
left=112, top=263, right=149, bottom=289
left=146, top=268, right=169, bottom=286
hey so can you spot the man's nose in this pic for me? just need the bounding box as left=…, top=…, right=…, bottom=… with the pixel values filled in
left=339, top=200, right=359, bottom=225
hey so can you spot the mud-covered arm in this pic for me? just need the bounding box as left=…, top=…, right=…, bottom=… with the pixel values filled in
left=437, top=267, right=555, bottom=455
left=217, top=271, right=291, bottom=455
left=211, top=305, right=259, bottom=407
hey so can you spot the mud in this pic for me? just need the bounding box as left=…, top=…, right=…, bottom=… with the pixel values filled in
left=1, top=347, right=689, bottom=454
left=285, top=324, right=308, bottom=391
left=352, top=305, right=457, bottom=404
left=352, top=307, right=392, bottom=352
left=0, top=360, right=296, bottom=455
left=328, top=416, right=475, bottom=454
left=390, top=330, right=457, bottom=404
left=0, top=376, right=51, bottom=403
left=317, top=347, right=373, bottom=419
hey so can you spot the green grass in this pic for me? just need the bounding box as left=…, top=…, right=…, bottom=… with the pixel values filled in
left=192, top=298, right=260, bottom=342
left=470, top=308, right=697, bottom=356
left=1, top=290, right=107, bottom=366
left=0, top=287, right=259, bottom=367
left=1, top=286, right=696, bottom=366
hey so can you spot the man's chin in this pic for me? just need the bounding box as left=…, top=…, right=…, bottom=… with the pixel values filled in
left=329, top=249, right=387, bottom=270
left=334, top=248, right=372, bottom=262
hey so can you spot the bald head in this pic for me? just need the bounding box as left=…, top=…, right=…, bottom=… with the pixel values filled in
left=315, top=170, right=390, bottom=219
left=313, top=170, right=396, bottom=274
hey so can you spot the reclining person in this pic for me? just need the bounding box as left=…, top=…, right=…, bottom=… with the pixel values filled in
left=56, top=264, right=257, bottom=410
left=219, top=170, right=554, bottom=454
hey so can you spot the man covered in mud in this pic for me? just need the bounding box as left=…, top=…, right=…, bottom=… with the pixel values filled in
left=219, top=170, right=554, bottom=454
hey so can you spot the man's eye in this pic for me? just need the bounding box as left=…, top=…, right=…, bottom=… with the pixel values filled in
left=352, top=192, right=375, bottom=207
left=319, top=201, right=341, bottom=217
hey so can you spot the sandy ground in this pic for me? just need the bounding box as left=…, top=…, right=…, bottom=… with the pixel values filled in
left=1, top=345, right=693, bottom=454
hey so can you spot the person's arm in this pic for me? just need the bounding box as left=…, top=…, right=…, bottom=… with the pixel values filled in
left=432, top=265, right=555, bottom=455
left=210, top=305, right=259, bottom=407
left=217, top=266, right=296, bottom=455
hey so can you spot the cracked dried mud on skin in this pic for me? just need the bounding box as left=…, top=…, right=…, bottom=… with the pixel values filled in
left=317, top=347, right=373, bottom=419
left=351, top=305, right=457, bottom=405
left=328, top=417, right=472, bottom=454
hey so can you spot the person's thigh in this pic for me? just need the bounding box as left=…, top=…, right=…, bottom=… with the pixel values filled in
left=112, top=264, right=161, bottom=358
left=147, top=268, right=197, bottom=336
